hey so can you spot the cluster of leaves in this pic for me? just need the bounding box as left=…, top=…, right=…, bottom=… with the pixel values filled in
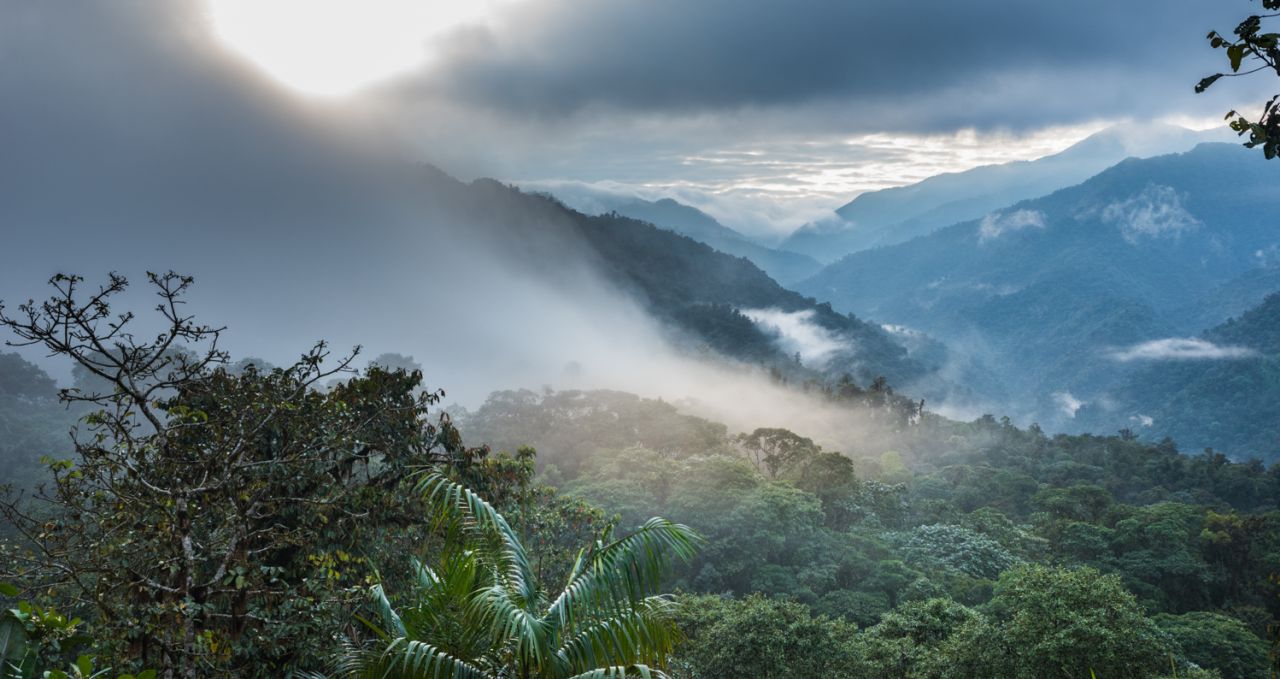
left=1, top=582, right=155, bottom=679
left=1199, top=1, right=1280, bottom=158
left=337, top=473, right=699, bottom=678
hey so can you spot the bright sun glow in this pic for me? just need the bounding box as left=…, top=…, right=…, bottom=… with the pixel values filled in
left=206, top=0, right=518, bottom=97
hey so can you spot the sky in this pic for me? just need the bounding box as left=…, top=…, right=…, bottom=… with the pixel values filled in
left=192, top=0, right=1256, bottom=239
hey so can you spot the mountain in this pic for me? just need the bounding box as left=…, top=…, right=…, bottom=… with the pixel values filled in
left=1077, top=293, right=1280, bottom=460
left=601, top=197, right=821, bottom=284
left=780, top=123, right=1226, bottom=263
left=525, top=191, right=938, bottom=386
left=532, top=189, right=822, bottom=285
left=796, top=143, right=1280, bottom=450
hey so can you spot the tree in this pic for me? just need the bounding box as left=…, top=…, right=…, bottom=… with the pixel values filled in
left=0, top=273, right=458, bottom=676
left=339, top=472, right=700, bottom=678
left=668, top=594, right=862, bottom=679
left=858, top=597, right=989, bottom=679
left=733, top=428, right=819, bottom=479
left=893, top=524, right=1021, bottom=581
left=0, top=353, right=56, bottom=400
left=1155, top=611, right=1269, bottom=679
left=1198, top=1, right=1280, bottom=158
left=984, top=565, right=1174, bottom=679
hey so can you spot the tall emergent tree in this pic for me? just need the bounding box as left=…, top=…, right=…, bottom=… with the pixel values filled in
left=0, top=273, right=467, bottom=676
left=339, top=472, right=700, bottom=678
left=1198, top=0, right=1280, bottom=157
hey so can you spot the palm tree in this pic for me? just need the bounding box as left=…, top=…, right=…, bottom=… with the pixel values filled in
left=337, top=471, right=701, bottom=679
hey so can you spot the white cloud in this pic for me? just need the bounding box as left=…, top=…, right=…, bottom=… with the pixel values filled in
left=1106, top=338, right=1258, bottom=362
left=741, top=308, right=844, bottom=365
left=979, top=209, right=1046, bottom=242
left=1101, top=184, right=1200, bottom=244
left=1053, top=391, right=1085, bottom=417
left=1130, top=414, right=1154, bottom=427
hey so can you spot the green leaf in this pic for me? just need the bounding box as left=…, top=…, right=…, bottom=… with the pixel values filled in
left=1228, top=44, right=1247, bottom=71
left=0, top=583, right=17, bottom=598
left=1195, top=73, right=1223, bottom=93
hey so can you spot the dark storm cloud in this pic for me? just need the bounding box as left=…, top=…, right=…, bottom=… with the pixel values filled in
left=419, top=0, right=1245, bottom=129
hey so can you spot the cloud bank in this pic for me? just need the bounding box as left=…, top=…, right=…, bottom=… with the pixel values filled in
left=1107, top=338, right=1258, bottom=362
left=1102, top=185, right=1202, bottom=244
left=741, top=308, right=845, bottom=366
left=979, top=210, right=1047, bottom=242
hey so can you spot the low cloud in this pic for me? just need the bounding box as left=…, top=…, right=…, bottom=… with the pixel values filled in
left=1101, top=185, right=1200, bottom=244
left=1053, top=391, right=1085, bottom=417
left=979, top=209, right=1046, bottom=242
left=741, top=308, right=844, bottom=365
left=1106, top=338, right=1258, bottom=362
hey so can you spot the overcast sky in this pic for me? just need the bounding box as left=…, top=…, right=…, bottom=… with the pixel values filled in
left=4, top=0, right=1265, bottom=238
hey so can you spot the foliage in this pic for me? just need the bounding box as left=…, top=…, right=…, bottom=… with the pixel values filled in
left=667, top=594, right=861, bottom=679
left=1155, top=611, right=1269, bottom=679
left=0, top=274, right=462, bottom=676
left=983, top=565, right=1174, bottom=679
left=1198, top=1, right=1280, bottom=158
left=857, top=597, right=988, bottom=678
left=337, top=472, right=700, bottom=678
left=892, top=524, right=1021, bottom=580
left=0, top=583, right=155, bottom=679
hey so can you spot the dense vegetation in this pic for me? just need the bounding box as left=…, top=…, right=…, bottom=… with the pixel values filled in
left=1, top=274, right=1277, bottom=677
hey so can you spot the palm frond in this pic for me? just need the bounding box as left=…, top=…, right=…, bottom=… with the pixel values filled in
left=354, top=637, right=488, bottom=679
left=363, top=583, right=406, bottom=639
left=416, top=472, right=539, bottom=607
left=562, top=665, right=668, bottom=679
left=546, top=519, right=699, bottom=630
left=555, top=604, right=679, bottom=675
left=468, top=583, right=549, bottom=667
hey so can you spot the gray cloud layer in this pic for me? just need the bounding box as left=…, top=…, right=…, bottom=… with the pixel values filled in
left=412, top=0, right=1245, bottom=130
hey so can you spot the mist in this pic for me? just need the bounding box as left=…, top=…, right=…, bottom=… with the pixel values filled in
left=0, top=0, right=906, bottom=459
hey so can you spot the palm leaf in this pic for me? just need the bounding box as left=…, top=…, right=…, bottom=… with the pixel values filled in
left=355, top=638, right=488, bottom=679
left=416, top=472, right=539, bottom=608
left=554, top=603, right=679, bottom=675
left=546, top=519, right=699, bottom=631
left=563, top=665, right=667, bottom=679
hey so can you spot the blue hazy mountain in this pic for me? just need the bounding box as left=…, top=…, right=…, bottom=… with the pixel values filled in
left=1077, top=292, right=1280, bottom=460
left=796, top=143, right=1280, bottom=452
left=781, top=123, right=1226, bottom=263
left=534, top=190, right=822, bottom=285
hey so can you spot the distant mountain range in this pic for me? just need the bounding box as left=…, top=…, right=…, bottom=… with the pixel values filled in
left=598, top=197, right=821, bottom=285
left=796, top=142, right=1280, bottom=457
left=780, top=123, right=1228, bottom=263
left=531, top=188, right=821, bottom=285
left=465, top=182, right=938, bottom=387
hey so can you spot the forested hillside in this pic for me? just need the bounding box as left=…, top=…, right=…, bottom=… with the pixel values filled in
left=452, top=388, right=1280, bottom=678
left=1078, top=293, right=1280, bottom=458
left=413, top=171, right=939, bottom=387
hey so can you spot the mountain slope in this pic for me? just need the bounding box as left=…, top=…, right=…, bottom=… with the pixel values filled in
left=1077, top=293, right=1280, bottom=460
left=796, top=143, right=1280, bottom=440
left=603, top=197, right=821, bottom=284
left=781, top=124, right=1224, bottom=262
